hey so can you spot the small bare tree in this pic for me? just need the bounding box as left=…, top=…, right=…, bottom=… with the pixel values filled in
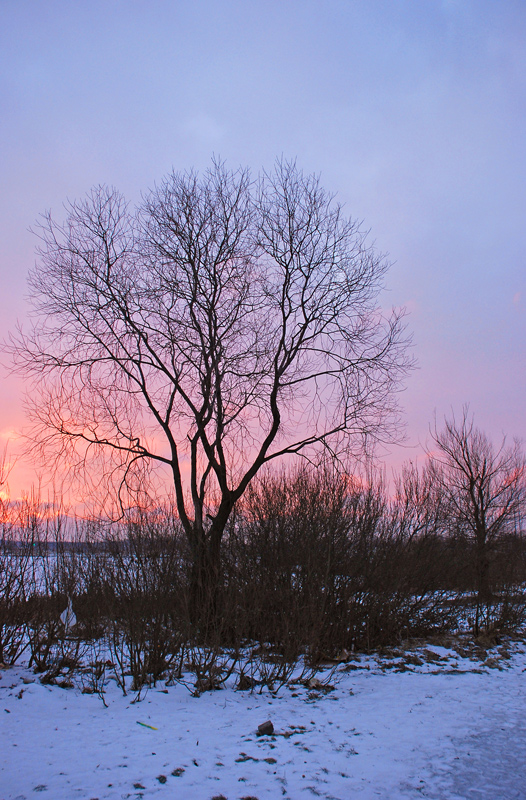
left=428, top=408, right=526, bottom=633
left=10, top=159, right=410, bottom=615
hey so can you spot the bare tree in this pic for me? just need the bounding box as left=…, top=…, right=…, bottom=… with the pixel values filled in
left=10, top=159, right=410, bottom=613
left=428, top=407, right=526, bottom=632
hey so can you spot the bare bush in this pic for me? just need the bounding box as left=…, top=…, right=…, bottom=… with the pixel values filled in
left=99, top=509, right=190, bottom=693
left=221, top=463, right=457, bottom=660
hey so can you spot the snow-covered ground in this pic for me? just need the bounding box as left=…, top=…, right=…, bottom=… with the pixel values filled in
left=1, top=637, right=526, bottom=800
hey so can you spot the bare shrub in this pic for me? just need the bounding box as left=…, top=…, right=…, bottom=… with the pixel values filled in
left=99, top=508, right=190, bottom=693
left=224, top=463, right=464, bottom=660
left=0, top=525, right=33, bottom=665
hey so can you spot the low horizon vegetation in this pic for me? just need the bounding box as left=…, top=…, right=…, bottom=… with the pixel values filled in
left=1, top=409, right=525, bottom=700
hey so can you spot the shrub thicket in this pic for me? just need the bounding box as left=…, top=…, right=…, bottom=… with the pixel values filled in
left=0, top=464, right=525, bottom=694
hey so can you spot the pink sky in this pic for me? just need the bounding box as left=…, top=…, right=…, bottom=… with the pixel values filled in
left=1, top=0, right=525, bottom=500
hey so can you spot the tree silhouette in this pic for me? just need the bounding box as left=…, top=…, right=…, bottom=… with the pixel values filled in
left=11, top=159, right=410, bottom=614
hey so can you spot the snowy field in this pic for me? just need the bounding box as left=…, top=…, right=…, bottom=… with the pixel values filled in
left=1, top=637, right=526, bottom=800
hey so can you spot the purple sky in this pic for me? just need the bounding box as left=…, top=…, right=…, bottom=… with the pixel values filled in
left=1, top=0, right=525, bottom=496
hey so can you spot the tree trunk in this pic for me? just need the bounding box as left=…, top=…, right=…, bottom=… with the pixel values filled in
left=188, top=523, right=226, bottom=636
left=475, top=529, right=491, bottom=634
